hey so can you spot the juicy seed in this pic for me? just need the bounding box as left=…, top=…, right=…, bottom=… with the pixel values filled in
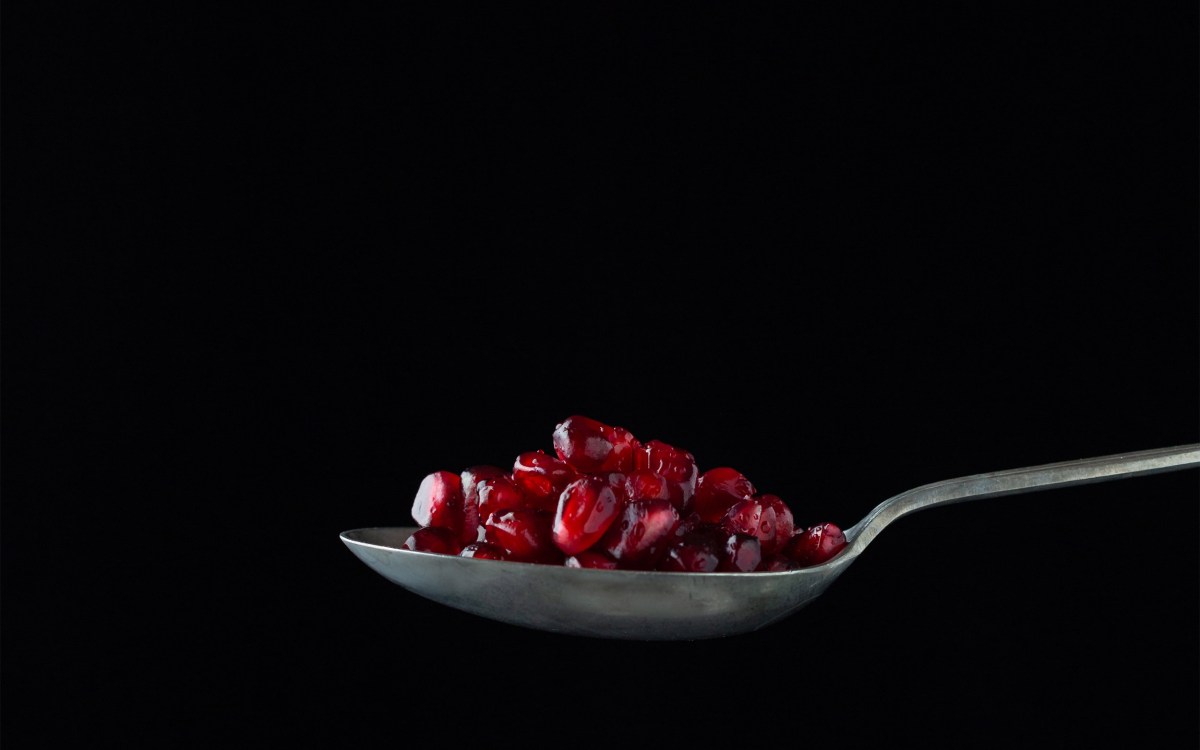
left=460, top=465, right=507, bottom=545
left=460, top=542, right=507, bottom=560
left=784, top=523, right=848, bottom=567
left=552, top=415, right=619, bottom=473
left=477, top=475, right=529, bottom=521
left=552, top=476, right=623, bottom=556
left=403, top=526, right=462, bottom=555
left=718, top=533, right=762, bottom=572
left=693, top=467, right=756, bottom=523
left=635, top=440, right=699, bottom=513
left=484, top=510, right=563, bottom=564
left=512, top=450, right=579, bottom=511
left=411, top=471, right=465, bottom=534
left=659, top=543, right=720, bottom=573
left=601, top=498, right=681, bottom=569
left=625, top=469, right=672, bottom=503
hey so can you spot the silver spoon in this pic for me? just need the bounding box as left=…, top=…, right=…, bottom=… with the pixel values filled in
left=341, top=444, right=1198, bottom=640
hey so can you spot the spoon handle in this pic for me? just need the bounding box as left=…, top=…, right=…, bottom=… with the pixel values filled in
left=847, top=444, right=1200, bottom=552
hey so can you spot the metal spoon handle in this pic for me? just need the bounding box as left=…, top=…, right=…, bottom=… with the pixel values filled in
left=846, top=444, right=1200, bottom=553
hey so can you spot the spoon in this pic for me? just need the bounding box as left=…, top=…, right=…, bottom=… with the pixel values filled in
left=340, top=444, right=1199, bottom=640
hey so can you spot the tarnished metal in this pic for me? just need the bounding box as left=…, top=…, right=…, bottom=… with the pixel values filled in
left=341, top=444, right=1199, bottom=640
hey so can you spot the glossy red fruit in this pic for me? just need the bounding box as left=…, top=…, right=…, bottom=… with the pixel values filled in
left=721, top=495, right=792, bottom=555
left=718, top=533, right=762, bottom=572
left=565, top=551, right=620, bottom=569
left=659, top=542, right=720, bottom=573
left=601, top=472, right=628, bottom=498
left=760, top=554, right=797, bottom=572
left=635, top=440, right=698, bottom=512
left=512, top=450, right=578, bottom=511
left=784, top=523, right=848, bottom=567
left=606, top=426, right=640, bottom=473
left=403, top=526, right=462, bottom=555
left=672, top=515, right=725, bottom=546
left=411, top=471, right=464, bottom=534
left=601, top=498, right=681, bottom=569
left=553, top=477, right=622, bottom=555
left=484, top=510, right=563, bottom=564
left=625, top=469, right=672, bottom=503
left=552, top=415, right=639, bottom=473
left=459, top=542, right=507, bottom=560
left=758, top=494, right=795, bottom=554
left=693, top=467, right=756, bottom=523
left=460, top=465, right=506, bottom=545
left=477, top=475, right=529, bottom=522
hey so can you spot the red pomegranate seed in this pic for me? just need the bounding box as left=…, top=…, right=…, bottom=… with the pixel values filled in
left=552, top=476, right=622, bottom=555
left=552, top=415, right=616, bottom=472
left=403, top=526, right=462, bottom=555
left=601, top=498, right=681, bottom=569
left=693, top=467, right=756, bottom=523
left=601, top=472, right=628, bottom=498
left=565, top=551, right=620, bottom=569
left=484, top=510, right=563, bottom=564
left=411, top=471, right=464, bottom=534
left=672, top=516, right=725, bottom=547
left=606, top=426, right=640, bottom=473
left=459, top=542, right=507, bottom=560
left=721, top=495, right=792, bottom=555
left=625, top=469, right=672, bottom=503
left=758, top=494, right=794, bottom=554
left=784, top=523, right=848, bottom=567
left=477, top=475, right=529, bottom=522
left=760, top=554, right=797, bottom=572
left=635, top=439, right=698, bottom=512
left=718, top=533, right=762, bottom=572
left=552, top=415, right=639, bottom=473
left=659, top=542, right=720, bottom=573
left=512, top=450, right=578, bottom=510
left=461, top=465, right=506, bottom=501
left=460, top=465, right=506, bottom=545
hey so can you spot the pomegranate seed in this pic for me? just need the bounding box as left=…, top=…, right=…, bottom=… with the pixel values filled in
left=565, top=551, right=619, bottom=569
left=659, top=542, right=720, bottom=572
left=784, top=523, right=848, bottom=567
left=625, top=469, right=672, bottom=503
left=461, top=465, right=506, bottom=500
left=403, top=526, right=462, bottom=555
left=484, top=510, right=563, bottom=564
left=459, top=542, right=507, bottom=560
left=601, top=498, right=681, bottom=569
left=718, top=533, right=762, bottom=572
left=411, top=471, right=464, bottom=534
left=721, top=495, right=792, bottom=555
left=635, top=440, right=698, bottom=512
left=693, top=467, right=756, bottom=523
left=606, top=426, right=640, bottom=473
left=460, top=465, right=506, bottom=545
left=552, top=476, right=622, bottom=555
left=512, top=450, right=578, bottom=510
left=760, top=554, right=797, bottom=572
left=552, top=415, right=639, bottom=473
left=477, top=475, right=529, bottom=522
left=601, top=472, right=629, bottom=499
left=758, top=494, right=794, bottom=554
left=673, top=516, right=725, bottom=546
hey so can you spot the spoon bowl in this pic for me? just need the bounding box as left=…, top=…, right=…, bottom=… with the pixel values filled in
left=341, top=444, right=1198, bottom=640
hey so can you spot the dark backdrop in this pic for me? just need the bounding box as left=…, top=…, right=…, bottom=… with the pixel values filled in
left=5, top=3, right=1197, bottom=747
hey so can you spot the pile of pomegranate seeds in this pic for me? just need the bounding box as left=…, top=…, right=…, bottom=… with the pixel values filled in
left=404, top=416, right=847, bottom=572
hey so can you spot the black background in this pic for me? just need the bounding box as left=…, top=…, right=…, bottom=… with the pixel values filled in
left=5, top=3, right=1198, bottom=747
